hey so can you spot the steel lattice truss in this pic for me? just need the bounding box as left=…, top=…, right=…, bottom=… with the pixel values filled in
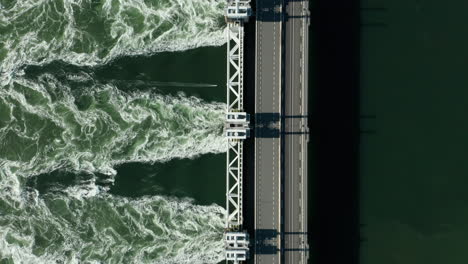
left=226, top=22, right=244, bottom=111
left=224, top=2, right=251, bottom=263
left=225, top=22, right=245, bottom=229
left=226, top=140, right=243, bottom=228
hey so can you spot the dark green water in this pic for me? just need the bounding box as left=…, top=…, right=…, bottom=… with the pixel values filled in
left=1, top=48, right=228, bottom=263
left=0, top=0, right=229, bottom=263
left=3, top=0, right=467, bottom=263
left=360, top=0, right=468, bottom=263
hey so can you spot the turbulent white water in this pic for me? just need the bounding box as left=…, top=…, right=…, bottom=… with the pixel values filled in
left=0, top=0, right=226, bottom=77
left=0, top=74, right=226, bottom=177
left=0, top=1, right=229, bottom=262
left=0, top=74, right=228, bottom=263
left=0, top=179, right=225, bottom=264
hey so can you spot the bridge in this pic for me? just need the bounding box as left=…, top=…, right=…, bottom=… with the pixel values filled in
left=223, top=0, right=309, bottom=263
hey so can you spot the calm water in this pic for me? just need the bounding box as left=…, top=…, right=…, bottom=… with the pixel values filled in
left=360, top=0, right=468, bottom=263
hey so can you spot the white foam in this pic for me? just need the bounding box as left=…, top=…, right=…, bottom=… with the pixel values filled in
left=0, top=0, right=227, bottom=79
left=0, top=74, right=227, bottom=178
left=0, top=187, right=226, bottom=264
left=64, top=180, right=101, bottom=200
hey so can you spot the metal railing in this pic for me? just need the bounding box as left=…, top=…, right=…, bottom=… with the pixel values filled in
left=224, top=1, right=251, bottom=263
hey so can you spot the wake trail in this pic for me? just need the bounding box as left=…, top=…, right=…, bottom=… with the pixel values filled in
left=0, top=74, right=226, bottom=178
left=0, top=179, right=225, bottom=264
left=0, top=0, right=227, bottom=80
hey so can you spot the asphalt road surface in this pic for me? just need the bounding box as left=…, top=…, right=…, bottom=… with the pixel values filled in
left=282, top=0, right=309, bottom=263
left=254, top=0, right=282, bottom=263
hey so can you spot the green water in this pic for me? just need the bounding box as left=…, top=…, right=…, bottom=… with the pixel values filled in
left=360, top=0, right=468, bottom=263
left=0, top=0, right=228, bottom=263
left=3, top=0, right=467, bottom=263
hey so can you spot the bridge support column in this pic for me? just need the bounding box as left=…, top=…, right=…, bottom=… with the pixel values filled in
left=224, top=1, right=252, bottom=263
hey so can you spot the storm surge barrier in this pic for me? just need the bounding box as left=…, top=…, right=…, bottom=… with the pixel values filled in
left=224, top=0, right=252, bottom=263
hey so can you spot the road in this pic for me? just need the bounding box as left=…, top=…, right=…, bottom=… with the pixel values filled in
left=254, top=0, right=282, bottom=263
left=282, top=0, right=309, bottom=263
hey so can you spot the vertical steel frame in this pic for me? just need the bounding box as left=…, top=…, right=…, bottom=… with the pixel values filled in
left=226, top=140, right=243, bottom=228
left=226, top=22, right=244, bottom=112
left=225, top=22, right=245, bottom=229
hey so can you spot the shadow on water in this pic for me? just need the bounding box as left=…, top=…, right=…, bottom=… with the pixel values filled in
left=309, top=0, right=361, bottom=264
left=244, top=0, right=361, bottom=262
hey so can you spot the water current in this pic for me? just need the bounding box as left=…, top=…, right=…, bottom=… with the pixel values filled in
left=0, top=0, right=228, bottom=263
left=0, top=0, right=226, bottom=81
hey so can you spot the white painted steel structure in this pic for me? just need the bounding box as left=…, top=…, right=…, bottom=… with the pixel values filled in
left=225, top=232, right=250, bottom=262
left=226, top=23, right=245, bottom=113
left=225, top=1, right=249, bottom=229
left=224, top=1, right=251, bottom=263
left=225, top=0, right=252, bottom=21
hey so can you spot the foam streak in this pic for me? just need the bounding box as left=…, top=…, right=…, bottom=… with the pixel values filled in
left=0, top=74, right=226, bottom=177
left=0, top=0, right=226, bottom=79
left=0, top=187, right=225, bottom=264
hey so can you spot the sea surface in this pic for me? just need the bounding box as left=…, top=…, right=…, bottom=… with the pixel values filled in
left=0, top=0, right=228, bottom=263
left=3, top=0, right=468, bottom=264
left=359, top=0, right=468, bottom=263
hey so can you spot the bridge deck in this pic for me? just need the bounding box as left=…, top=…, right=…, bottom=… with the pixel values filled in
left=283, top=0, right=309, bottom=263
left=254, top=0, right=282, bottom=263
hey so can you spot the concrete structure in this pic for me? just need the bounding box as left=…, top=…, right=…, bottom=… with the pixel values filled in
left=283, top=0, right=310, bottom=263
left=225, top=232, right=250, bottom=262
left=224, top=1, right=251, bottom=263
left=254, top=0, right=282, bottom=263
left=223, top=0, right=309, bottom=263
left=225, top=0, right=252, bottom=21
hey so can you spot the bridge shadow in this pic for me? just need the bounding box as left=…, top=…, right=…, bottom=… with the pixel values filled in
left=310, top=0, right=361, bottom=264
left=255, top=229, right=310, bottom=254
left=255, top=229, right=279, bottom=255
left=246, top=1, right=362, bottom=263
left=255, top=112, right=281, bottom=138
left=283, top=115, right=309, bottom=118
left=255, top=113, right=311, bottom=137
left=256, top=0, right=308, bottom=22
left=255, top=0, right=281, bottom=22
